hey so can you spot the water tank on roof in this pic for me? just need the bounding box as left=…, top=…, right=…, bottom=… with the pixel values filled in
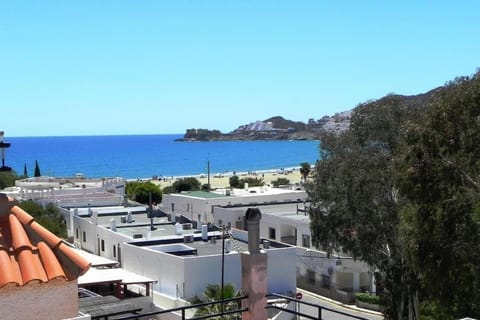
left=175, top=223, right=183, bottom=235
left=201, top=224, right=208, bottom=241
left=225, top=239, right=233, bottom=253
left=110, top=218, right=117, bottom=232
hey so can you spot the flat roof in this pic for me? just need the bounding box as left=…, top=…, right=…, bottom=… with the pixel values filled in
left=181, top=190, right=227, bottom=199
left=219, top=202, right=311, bottom=224
left=75, top=248, right=119, bottom=267
left=134, top=233, right=290, bottom=257
left=79, top=267, right=156, bottom=286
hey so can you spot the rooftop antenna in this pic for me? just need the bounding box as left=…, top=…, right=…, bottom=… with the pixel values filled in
left=148, top=191, right=156, bottom=231
left=207, top=155, right=211, bottom=189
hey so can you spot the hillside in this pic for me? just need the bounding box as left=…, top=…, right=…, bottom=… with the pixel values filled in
left=176, top=85, right=445, bottom=142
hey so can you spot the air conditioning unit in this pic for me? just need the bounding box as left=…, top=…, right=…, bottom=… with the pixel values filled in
left=184, top=235, right=194, bottom=243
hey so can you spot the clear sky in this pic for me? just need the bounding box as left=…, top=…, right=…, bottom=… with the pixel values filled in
left=1, top=1, right=479, bottom=137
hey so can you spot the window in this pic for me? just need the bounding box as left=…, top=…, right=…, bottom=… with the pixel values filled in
left=307, top=269, right=316, bottom=284
left=269, top=227, right=276, bottom=240
left=75, top=228, right=79, bottom=239
left=113, top=245, right=117, bottom=258
left=218, top=219, right=223, bottom=226
left=82, top=231, right=86, bottom=242
left=101, top=239, right=105, bottom=252
left=302, top=234, right=310, bottom=248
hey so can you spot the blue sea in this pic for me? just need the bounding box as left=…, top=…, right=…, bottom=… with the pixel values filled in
left=5, top=135, right=320, bottom=179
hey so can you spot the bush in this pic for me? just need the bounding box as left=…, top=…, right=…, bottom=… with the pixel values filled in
left=355, top=292, right=381, bottom=305
left=271, top=177, right=290, bottom=187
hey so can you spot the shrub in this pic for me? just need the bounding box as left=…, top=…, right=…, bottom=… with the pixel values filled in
left=355, top=292, right=381, bottom=305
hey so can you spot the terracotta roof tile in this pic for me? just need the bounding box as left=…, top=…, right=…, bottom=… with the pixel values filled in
left=0, top=194, right=90, bottom=289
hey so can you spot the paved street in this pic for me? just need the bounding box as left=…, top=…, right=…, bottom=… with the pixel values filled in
left=292, top=289, right=384, bottom=320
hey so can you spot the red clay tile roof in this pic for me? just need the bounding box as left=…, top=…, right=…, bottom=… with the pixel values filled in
left=0, top=194, right=90, bottom=288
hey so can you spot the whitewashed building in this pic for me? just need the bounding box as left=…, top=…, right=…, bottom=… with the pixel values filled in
left=62, top=205, right=297, bottom=305
left=213, top=202, right=373, bottom=303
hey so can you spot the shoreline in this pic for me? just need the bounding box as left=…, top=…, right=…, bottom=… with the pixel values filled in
left=142, top=166, right=305, bottom=189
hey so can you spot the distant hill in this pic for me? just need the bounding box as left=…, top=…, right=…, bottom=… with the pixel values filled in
left=175, top=83, right=447, bottom=142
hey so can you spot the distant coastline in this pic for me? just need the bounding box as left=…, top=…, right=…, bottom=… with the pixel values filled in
left=6, top=135, right=320, bottom=180
left=176, top=113, right=351, bottom=142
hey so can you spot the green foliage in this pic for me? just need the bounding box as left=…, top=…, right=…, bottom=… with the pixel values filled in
left=240, top=177, right=264, bottom=187
left=271, top=177, right=290, bottom=187
left=126, top=181, right=162, bottom=204
left=0, top=171, right=18, bottom=189
left=308, top=71, right=480, bottom=320
left=173, top=177, right=201, bottom=192
left=299, top=162, right=311, bottom=182
left=34, top=160, right=41, bottom=177
left=23, top=163, right=28, bottom=178
left=397, top=73, right=480, bottom=319
left=355, top=292, right=382, bottom=305
left=18, top=200, right=67, bottom=238
left=162, top=185, right=176, bottom=194
left=190, top=283, right=242, bottom=319
left=308, top=97, right=421, bottom=319
left=229, top=175, right=240, bottom=188
left=229, top=175, right=264, bottom=188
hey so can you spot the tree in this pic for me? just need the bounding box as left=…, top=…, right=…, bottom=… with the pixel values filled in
left=229, top=175, right=264, bottom=188
left=126, top=181, right=162, bottom=204
left=190, top=283, right=242, bottom=319
left=397, top=73, right=480, bottom=319
left=161, top=177, right=202, bottom=194
left=34, top=160, right=41, bottom=177
left=0, top=171, right=18, bottom=190
left=23, top=163, right=28, bottom=178
left=307, top=97, right=419, bottom=320
left=239, top=176, right=264, bottom=188
left=299, top=162, right=311, bottom=182
left=271, top=177, right=290, bottom=187
left=19, top=200, right=67, bottom=238
left=229, top=175, right=240, bottom=188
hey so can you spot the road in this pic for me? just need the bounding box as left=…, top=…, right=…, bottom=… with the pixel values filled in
left=293, top=289, right=384, bottom=320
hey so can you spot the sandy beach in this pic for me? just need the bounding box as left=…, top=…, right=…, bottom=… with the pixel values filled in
left=151, top=168, right=304, bottom=190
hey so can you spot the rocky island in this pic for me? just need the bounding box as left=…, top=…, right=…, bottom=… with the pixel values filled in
left=175, top=112, right=352, bottom=141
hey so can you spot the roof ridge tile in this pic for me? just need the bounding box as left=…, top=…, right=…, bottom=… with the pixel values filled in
left=8, top=214, right=32, bottom=250
left=37, top=241, right=66, bottom=280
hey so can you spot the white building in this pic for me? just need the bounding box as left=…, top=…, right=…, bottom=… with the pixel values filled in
left=161, top=186, right=307, bottom=227
left=9, top=176, right=127, bottom=207
left=212, top=202, right=373, bottom=303
left=63, top=205, right=297, bottom=305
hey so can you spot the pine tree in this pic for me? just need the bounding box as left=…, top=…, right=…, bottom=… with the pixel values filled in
left=34, top=160, right=41, bottom=177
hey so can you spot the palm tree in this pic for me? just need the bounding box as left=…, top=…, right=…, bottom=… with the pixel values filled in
left=190, top=283, right=242, bottom=319
left=299, top=162, right=311, bottom=183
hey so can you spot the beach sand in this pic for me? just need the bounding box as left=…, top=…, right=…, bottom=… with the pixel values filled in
left=151, top=168, right=304, bottom=190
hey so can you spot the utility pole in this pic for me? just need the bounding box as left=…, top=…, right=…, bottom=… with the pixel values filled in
left=207, top=158, right=211, bottom=188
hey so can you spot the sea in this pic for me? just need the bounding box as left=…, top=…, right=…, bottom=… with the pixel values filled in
left=5, top=135, right=320, bottom=180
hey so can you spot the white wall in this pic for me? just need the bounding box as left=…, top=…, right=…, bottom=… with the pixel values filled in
left=162, top=190, right=307, bottom=225
left=121, top=243, right=185, bottom=298
left=183, top=253, right=242, bottom=298
left=120, top=241, right=296, bottom=300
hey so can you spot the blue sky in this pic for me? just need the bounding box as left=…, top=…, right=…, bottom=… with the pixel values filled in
left=1, top=1, right=479, bottom=137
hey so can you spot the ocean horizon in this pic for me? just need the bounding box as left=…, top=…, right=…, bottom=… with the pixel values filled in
left=5, top=134, right=321, bottom=180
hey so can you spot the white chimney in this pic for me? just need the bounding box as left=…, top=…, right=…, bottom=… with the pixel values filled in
left=110, top=218, right=117, bottom=232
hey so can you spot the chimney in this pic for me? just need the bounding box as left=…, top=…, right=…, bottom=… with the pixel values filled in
left=245, top=208, right=261, bottom=253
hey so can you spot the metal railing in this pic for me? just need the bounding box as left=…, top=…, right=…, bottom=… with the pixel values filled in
left=265, top=293, right=371, bottom=320
left=91, top=295, right=248, bottom=320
